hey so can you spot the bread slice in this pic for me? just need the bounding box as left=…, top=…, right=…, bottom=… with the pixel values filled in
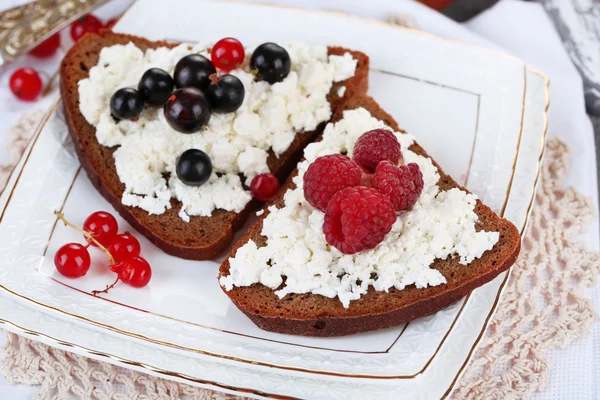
left=60, top=31, right=369, bottom=260
left=218, top=93, right=521, bottom=337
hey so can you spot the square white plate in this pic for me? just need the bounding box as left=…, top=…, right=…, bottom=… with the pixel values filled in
left=0, top=0, right=548, bottom=398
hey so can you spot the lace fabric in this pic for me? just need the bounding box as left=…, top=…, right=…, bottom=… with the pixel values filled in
left=452, top=138, right=600, bottom=399
left=0, top=110, right=45, bottom=191
left=0, top=112, right=598, bottom=399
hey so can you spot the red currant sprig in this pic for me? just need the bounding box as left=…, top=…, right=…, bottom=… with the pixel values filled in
left=70, top=14, right=103, bottom=42
left=211, top=37, right=245, bottom=72
left=54, top=243, right=91, bottom=278
left=11, top=13, right=119, bottom=103
left=83, top=211, right=119, bottom=248
left=30, top=33, right=61, bottom=58
left=53, top=211, right=152, bottom=293
left=10, top=68, right=43, bottom=101
left=110, top=256, right=152, bottom=288
left=250, top=173, right=280, bottom=201
left=108, top=233, right=141, bottom=262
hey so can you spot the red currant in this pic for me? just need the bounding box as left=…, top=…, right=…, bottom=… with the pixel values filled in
left=211, top=38, right=245, bottom=72
left=9, top=68, right=43, bottom=101
left=105, top=18, right=118, bottom=30
left=108, top=233, right=141, bottom=262
left=30, top=33, right=61, bottom=58
left=250, top=173, right=280, bottom=201
left=54, top=243, right=91, bottom=278
left=70, top=15, right=103, bottom=42
left=83, top=211, right=119, bottom=248
left=110, top=256, right=152, bottom=288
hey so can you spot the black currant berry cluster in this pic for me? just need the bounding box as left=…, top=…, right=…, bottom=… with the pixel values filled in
left=109, top=38, right=291, bottom=190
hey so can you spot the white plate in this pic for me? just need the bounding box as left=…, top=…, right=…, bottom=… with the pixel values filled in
left=0, top=0, right=548, bottom=398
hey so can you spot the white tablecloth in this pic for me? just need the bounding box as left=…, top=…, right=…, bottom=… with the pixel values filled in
left=0, top=1, right=598, bottom=399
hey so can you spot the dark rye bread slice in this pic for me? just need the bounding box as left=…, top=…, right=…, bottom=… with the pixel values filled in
left=60, top=30, right=369, bottom=260
left=219, top=93, right=521, bottom=337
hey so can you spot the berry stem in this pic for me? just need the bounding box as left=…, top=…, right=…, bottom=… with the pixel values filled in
left=54, top=210, right=115, bottom=264
left=42, top=69, right=59, bottom=96
left=91, top=276, right=120, bottom=296
left=208, top=73, right=220, bottom=85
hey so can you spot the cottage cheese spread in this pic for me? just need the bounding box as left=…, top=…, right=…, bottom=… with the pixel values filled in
left=220, top=108, right=500, bottom=307
left=77, top=42, right=357, bottom=221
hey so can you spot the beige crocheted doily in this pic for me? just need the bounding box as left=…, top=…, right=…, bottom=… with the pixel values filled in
left=0, top=112, right=598, bottom=399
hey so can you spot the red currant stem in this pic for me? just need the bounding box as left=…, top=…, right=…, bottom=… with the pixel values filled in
left=91, top=276, right=120, bottom=296
left=42, top=69, right=59, bottom=96
left=53, top=210, right=115, bottom=264
left=84, top=243, right=91, bottom=249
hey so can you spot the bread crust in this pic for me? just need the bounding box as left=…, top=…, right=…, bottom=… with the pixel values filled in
left=218, top=93, right=521, bottom=337
left=60, top=31, right=369, bottom=260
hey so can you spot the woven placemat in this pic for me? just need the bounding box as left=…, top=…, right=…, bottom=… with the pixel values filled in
left=1, top=109, right=598, bottom=399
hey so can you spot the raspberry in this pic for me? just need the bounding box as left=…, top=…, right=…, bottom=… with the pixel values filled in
left=323, top=186, right=396, bottom=254
left=352, top=129, right=401, bottom=172
left=407, top=162, right=424, bottom=194
left=303, top=154, right=362, bottom=212
left=372, top=161, right=424, bottom=211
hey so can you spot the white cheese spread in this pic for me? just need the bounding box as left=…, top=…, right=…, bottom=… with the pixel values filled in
left=220, top=108, right=499, bottom=307
left=77, top=42, right=357, bottom=220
